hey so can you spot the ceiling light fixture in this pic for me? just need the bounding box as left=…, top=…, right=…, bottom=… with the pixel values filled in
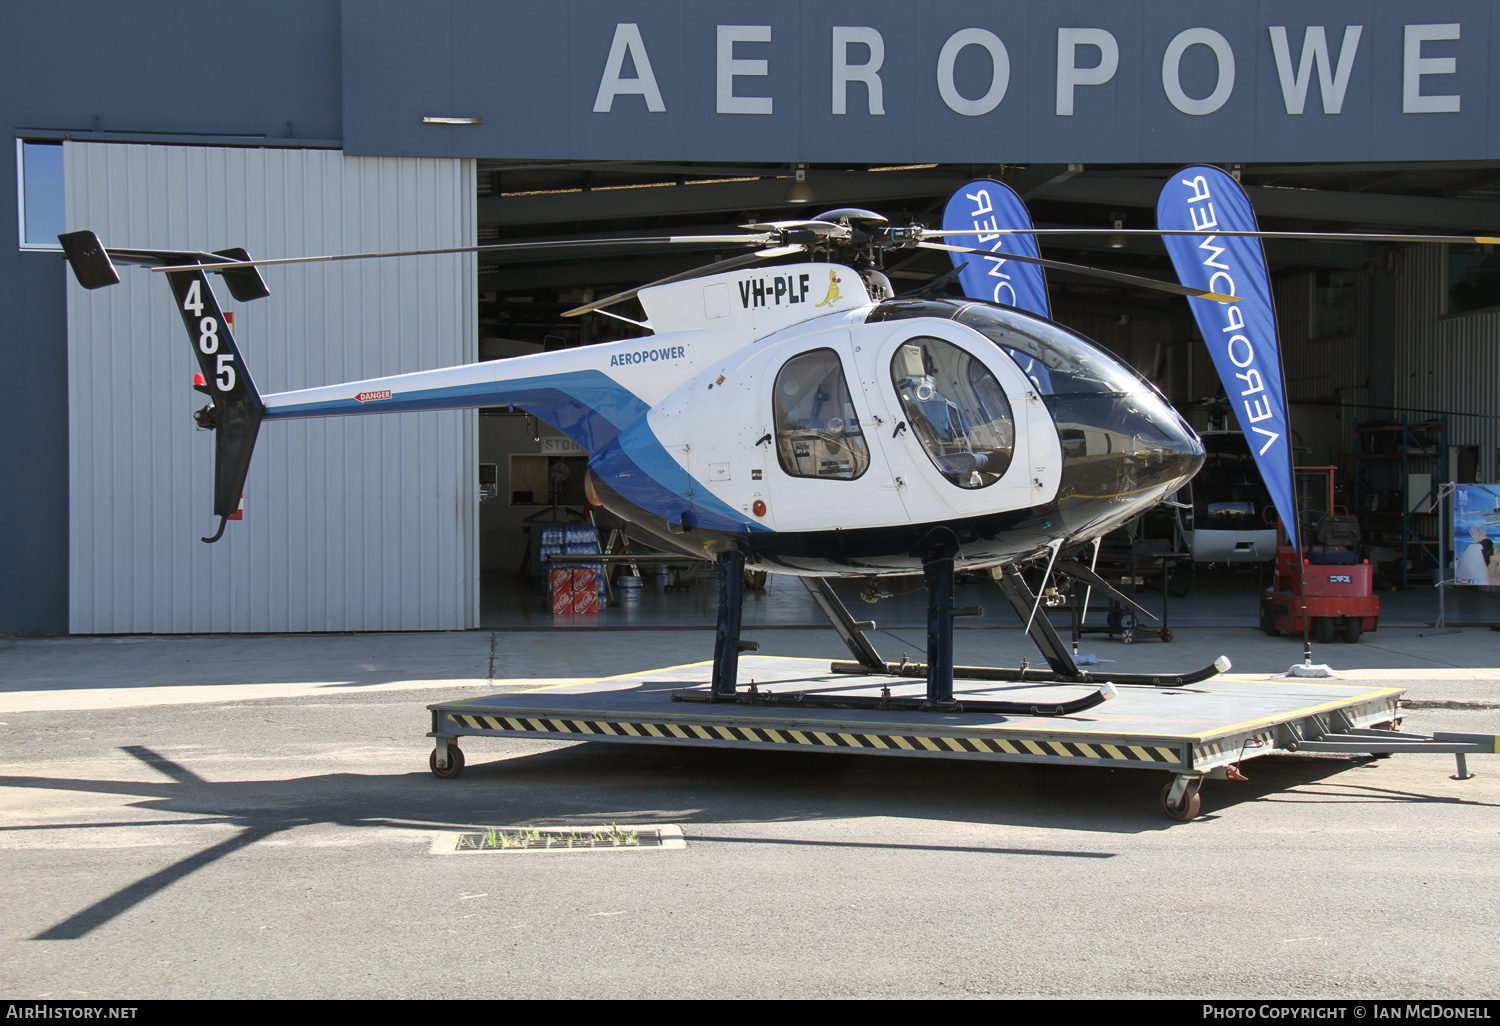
left=422, top=116, right=483, bottom=125
left=1108, top=214, right=1127, bottom=249
left=785, top=163, right=815, bottom=204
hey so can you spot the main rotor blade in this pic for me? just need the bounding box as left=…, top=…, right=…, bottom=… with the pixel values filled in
left=916, top=242, right=1241, bottom=303
left=561, top=246, right=804, bottom=317
left=148, top=234, right=776, bottom=274
left=922, top=227, right=1500, bottom=245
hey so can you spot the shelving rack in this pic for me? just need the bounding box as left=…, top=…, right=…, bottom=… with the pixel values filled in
left=1350, top=416, right=1448, bottom=587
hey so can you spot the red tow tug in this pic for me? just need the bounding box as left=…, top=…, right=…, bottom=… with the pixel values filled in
left=1260, top=466, right=1380, bottom=644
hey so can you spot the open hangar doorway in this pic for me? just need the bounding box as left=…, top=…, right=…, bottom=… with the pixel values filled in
left=468, top=158, right=1500, bottom=628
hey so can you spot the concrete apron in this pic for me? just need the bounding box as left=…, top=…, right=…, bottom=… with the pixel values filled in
left=1, top=626, right=1497, bottom=714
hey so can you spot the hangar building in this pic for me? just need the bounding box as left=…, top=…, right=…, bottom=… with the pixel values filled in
left=3, top=1, right=1497, bottom=634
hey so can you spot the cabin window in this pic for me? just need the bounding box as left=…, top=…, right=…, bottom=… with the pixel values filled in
left=773, top=348, right=870, bottom=480
left=890, top=337, right=1014, bottom=489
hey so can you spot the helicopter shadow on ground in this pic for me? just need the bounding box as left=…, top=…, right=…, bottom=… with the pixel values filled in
left=6, top=741, right=1494, bottom=941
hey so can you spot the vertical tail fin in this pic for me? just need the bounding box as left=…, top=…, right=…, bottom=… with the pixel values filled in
left=164, top=269, right=264, bottom=542
left=59, top=231, right=269, bottom=543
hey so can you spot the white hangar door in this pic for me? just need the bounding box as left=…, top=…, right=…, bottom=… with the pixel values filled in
left=65, top=142, right=478, bottom=632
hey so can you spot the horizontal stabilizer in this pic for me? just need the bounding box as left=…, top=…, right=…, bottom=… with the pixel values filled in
left=210, top=248, right=271, bottom=301
left=58, top=231, right=120, bottom=290
left=57, top=231, right=270, bottom=301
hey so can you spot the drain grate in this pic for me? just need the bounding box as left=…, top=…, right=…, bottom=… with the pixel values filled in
left=433, top=824, right=685, bottom=854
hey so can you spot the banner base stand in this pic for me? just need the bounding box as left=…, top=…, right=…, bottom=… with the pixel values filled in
left=1288, top=663, right=1337, bottom=678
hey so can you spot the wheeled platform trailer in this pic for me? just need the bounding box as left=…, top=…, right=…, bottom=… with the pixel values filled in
left=427, top=655, right=1434, bottom=821
left=428, top=553, right=1494, bottom=820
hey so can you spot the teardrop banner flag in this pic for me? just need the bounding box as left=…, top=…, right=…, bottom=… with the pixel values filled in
left=1157, top=165, right=1299, bottom=550
left=942, top=179, right=1050, bottom=317
left=943, top=180, right=1054, bottom=392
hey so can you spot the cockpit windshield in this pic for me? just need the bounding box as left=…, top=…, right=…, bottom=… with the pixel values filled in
left=890, top=336, right=1014, bottom=489
left=869, top=299, right=1153, bottom=397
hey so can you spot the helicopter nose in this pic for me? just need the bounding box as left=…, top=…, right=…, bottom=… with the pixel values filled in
left=1051, top=389, right=1204, bottom=533
left=1128, top=390, right=1205, bottom=487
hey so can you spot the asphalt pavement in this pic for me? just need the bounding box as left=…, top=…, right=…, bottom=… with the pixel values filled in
left=1, top=625, right=1497, bottom=999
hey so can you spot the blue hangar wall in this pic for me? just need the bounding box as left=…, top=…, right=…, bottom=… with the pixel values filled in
left=5, top=0, right=1500, bottom=632
left=347, top=0, right=1500, bottom=162
left=0, top=2, right=341, bottom=634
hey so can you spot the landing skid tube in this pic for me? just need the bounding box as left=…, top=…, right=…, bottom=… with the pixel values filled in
left=828, top=659, right=1227, bottom=689
left=672, top=678, right=1117, bottom=716
left=821, top=565, right=1229, bottom=689
left=672, top=555, right=1218, bottom=716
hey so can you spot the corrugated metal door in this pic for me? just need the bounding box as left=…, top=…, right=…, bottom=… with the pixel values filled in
left=65, top=143, right=478, bottom=633
left=1392, top=245, right=1500, bottom=480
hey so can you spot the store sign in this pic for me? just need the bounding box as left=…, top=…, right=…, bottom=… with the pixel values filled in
left=343, top=1, right=1497, bottom=162
left=541, top=437, right=585, bottom=455
left=1453, top=484, right=1500, bottom=585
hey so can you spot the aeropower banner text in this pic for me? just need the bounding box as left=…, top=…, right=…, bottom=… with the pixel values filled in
left=942, top=180, right=1054, bottom=392
left=942, top=180, right=1050, bottom=317
left=1157, top=165, right=1299, bottom=550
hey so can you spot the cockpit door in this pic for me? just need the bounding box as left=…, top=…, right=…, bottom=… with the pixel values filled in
left=761, top=331, right=910, bottom=533
left=858, top=320, right=1062, bottom=522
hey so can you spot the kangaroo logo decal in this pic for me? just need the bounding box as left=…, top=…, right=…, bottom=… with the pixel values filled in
left=814, top=269, right=843, bottom=308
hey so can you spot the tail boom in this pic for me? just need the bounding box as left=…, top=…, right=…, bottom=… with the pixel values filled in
left=260, top=358, right=651, bottom=456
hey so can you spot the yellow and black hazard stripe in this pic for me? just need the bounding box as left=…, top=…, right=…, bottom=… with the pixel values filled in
left=1192, top=731, right=1275, bottom=770
left=445, top=713, right=1181, bottom=765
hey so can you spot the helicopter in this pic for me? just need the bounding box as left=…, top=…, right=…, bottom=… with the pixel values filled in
left=55, top=200, right=1498, bottom=712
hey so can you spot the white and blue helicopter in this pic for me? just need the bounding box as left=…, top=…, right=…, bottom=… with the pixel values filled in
left=56, top=207, right=1467, bottom=714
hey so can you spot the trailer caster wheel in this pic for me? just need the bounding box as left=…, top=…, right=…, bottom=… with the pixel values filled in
left=1161, top=629, right=1173, bottom=644
left=430, top=745, right=465, bottom=779
left=1160, top=781, right=1202, bottom=821
left=1122, top=628, right=1134, bottom=645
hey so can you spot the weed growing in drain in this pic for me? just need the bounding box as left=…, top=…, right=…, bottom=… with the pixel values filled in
left=459, top=824, right=646, bottom=850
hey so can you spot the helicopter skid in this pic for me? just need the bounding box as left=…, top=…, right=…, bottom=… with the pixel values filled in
left=826, top=659, right=1226, bottom=688
left=669, top=681, right=1114, bottom=716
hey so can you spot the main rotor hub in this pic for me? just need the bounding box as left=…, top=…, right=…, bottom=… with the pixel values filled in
left=812, top=207, right=890, bottom=227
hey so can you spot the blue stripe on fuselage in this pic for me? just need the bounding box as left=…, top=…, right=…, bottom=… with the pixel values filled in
left=591, top=418, right=771, bottom=534
left=261, top=370, right=652, bottom=453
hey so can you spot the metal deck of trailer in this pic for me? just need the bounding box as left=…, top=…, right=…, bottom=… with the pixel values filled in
left=427, top=656, right=1413, bottom=819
